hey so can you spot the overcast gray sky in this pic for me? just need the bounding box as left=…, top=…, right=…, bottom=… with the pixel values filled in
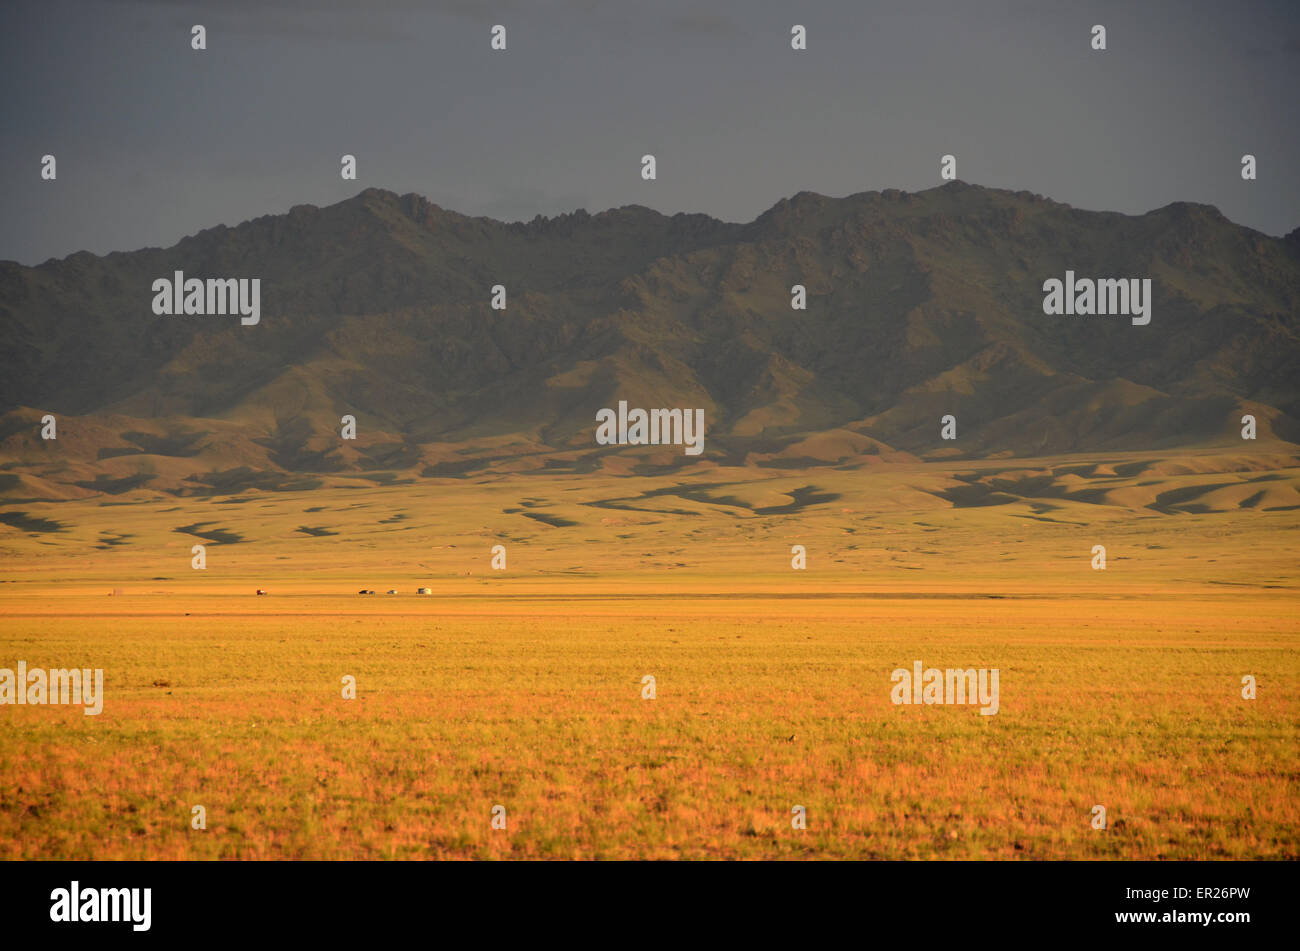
left=2, top=0, right=1297, bottom=265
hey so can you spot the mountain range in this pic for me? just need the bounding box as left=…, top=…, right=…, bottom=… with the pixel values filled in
left=2, top=181, right=1298, bottom=499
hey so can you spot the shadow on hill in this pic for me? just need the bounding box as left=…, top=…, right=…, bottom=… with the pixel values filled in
left=0, top=510, right=68, bottom=533
left=173, top=522, right=245, bottom=544
left=181, top=467, right=324, bottom=495
left=583, top=481, right=841, bottom=516
left=98, top=430, right=209, bottom=460
left=74, top=473, right=157, bottom=494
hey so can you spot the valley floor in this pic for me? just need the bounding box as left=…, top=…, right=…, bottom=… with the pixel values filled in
left=1, top=454, right=1296, bottom=859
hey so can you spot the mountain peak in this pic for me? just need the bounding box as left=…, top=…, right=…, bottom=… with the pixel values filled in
left=1149, top=200, right=1227, bottom=221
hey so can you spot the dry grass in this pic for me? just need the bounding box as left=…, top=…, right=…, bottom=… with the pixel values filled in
left=1, top=452, right=1297, bottom=858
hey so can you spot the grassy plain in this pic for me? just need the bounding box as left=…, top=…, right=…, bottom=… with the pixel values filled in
left=1, top=450, right=1297, bottom=859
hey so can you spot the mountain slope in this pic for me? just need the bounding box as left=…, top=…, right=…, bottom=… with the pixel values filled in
left=1, top=182, right=1297, bottom=496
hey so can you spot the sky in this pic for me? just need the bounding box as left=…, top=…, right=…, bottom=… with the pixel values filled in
left=1, top=0, right=1297, bottom=265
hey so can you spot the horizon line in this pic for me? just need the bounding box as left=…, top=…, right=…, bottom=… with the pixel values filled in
left=10, top=179, right=1294, bottom=270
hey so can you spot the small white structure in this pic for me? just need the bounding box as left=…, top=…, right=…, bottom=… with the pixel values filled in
left=386, top=589, right=398, bottom=595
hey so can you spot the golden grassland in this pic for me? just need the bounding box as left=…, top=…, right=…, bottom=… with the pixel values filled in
left=1, top=450, right=1297, bottom=859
